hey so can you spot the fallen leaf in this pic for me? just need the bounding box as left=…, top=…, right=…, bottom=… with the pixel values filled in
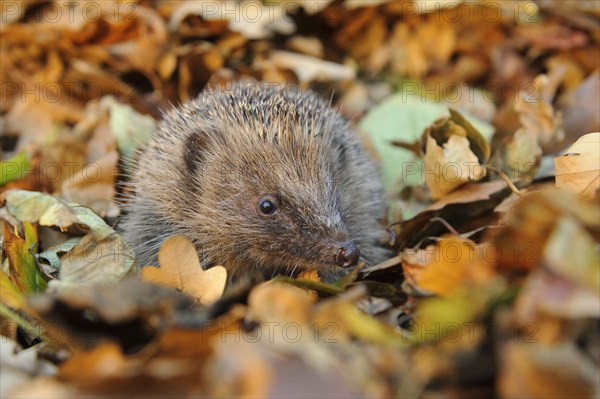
left=61, top=151, right=120, bottom=219
left=491, top=189, right=599, bottom=271
left=421, top=109, right=490, bottom=199
left=270, top=51, right=355, bottom=82
left=247, top=282, right=315, bottom=326
left=298, top=269, right=321, bottom=281
left=515, top=269, right=600, bottom=320
left=109, top=102, right=156, bottom=172
left=557, top=72, right=600, bottom=149
left=0, top=270, right=29, bottom=312
left=544, top=216, right=600, bottom=293
left=360, top=92, right=494, bottom=194
left=0, top=340, right=58, bottom=397
left=425, top=180, right=509, bottom=212
left=503, top=128, right=543, bottom=182
left=415, top=285, right=498, bottom=344
left=404, top=237, right=494, bottom=297
left=0, top=151, right=31, bottom=186
left=205, top=339, right=274, bottom=398
left=554, top=132, right=600, bottom=200
left=498, top=342, right=600, bottom=399
left=423, top=134, right=484, bottom=199
left=141, top=236, right=227, bottom=306
left=3, top=221, right=47, bottom=294
left=28, top=278, right=191, bottom=351
left=513, top=72, right=565, bottom=152
left=286, top=36, right=324, bottom=58
left=169, top=0, right=294, bottom=40
left=1, top=189, right=135, bottom=291
left=59, top=342, right=127, bottom=383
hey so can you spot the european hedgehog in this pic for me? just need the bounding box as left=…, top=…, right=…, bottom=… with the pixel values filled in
left=120, top=84, right=390, bottom=281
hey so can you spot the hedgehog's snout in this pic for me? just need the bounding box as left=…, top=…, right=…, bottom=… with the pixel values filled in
left=335, top=241, right=360, bottom=268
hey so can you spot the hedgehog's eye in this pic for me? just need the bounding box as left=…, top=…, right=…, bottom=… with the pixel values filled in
left=257, top=195, right=279, bottom=217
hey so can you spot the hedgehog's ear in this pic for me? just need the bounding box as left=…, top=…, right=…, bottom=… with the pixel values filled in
left=183, top=130, right=208, bottom=174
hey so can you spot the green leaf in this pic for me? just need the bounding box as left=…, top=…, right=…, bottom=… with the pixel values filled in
left=272, top=276, right=344, bottom=296
left=109, top=102, right=156, bottom=173
left=0, top=151, right=31, bottom=186
left=273, top=263, right=365, bottom=296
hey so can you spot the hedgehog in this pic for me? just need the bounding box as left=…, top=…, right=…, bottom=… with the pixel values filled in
left=119, top=83, right=390, bottom=281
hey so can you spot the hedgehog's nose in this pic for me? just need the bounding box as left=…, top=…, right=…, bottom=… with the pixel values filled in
left=335, top=242, right=360, bottom=268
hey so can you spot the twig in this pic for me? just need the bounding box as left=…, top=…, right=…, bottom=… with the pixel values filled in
left=361, top=255, right=402, bottom=274
left=485, top=164, right=522, bottom=196
left=429, top=216, right=460, bottom=235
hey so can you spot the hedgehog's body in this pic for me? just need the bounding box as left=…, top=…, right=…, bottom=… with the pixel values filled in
left=120, top=84, right=390, bottom=281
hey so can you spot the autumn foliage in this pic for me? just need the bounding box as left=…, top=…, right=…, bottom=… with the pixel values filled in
left=1, top=1, right=599, bottom=398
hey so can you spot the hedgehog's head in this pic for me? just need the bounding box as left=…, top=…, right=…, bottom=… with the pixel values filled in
left=178, top=92, right=360, bottom=279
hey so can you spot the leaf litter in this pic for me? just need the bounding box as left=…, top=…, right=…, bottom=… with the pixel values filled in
left=0, top=1, right=599, bottom=398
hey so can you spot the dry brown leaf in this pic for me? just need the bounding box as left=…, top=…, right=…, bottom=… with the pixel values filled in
left=421, top=109, right=490, bottom=199
left=141, top=236, right=226, bottom=306
left=492, top=189, right=599, bottom=272
left=286, top=36, right=324, bottom=58
left=61, top=151, right=119, bottom=219
left=557, top=72, right=600, bottom=148
left=102, top=7, right=168, bottom=72
left=270, top=51, right=355, bottom=82
left=423, top=134, right=485, bottom=199
left=503, top=128, right=543, bottom=181
left=554, top=132, right=600, bottom=200
left=425, top=180, right=508, bottom=212
left=205, top=339, right=274, bottom=398
left=515, top=269, right=600, bottom=321
left=59, top=342, right=127, bottom=383
left=0, top=340, right=58, bottom=397
left=498, top=342, right=600, bottom=399
left=514, top=72, right=565, bottom=152
left=169, top=0, right=294, bottom=39
left=388, top=23, right=428, bottom=78
left=247, top=282, right=316, bottom=326
left=416, top=20, right=456, bottom=67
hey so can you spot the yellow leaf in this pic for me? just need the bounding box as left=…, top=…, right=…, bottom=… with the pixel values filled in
left=0, top=270, right=28, bottom=312
left=415, top=237, right=493, bottom=296
left=141, top=236, right=226, bottom=306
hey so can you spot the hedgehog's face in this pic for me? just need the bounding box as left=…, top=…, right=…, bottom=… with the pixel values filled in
left=197, top=137, right=360, bottom=279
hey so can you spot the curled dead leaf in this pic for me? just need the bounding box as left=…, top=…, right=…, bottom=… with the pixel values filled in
left=421, top=109, right=490, bottom=199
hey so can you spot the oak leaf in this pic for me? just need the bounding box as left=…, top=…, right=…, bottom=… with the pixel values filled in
left=141, top=236, right=226, bottom=306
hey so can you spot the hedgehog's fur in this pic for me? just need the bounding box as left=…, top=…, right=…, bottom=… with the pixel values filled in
left=120, top=84, right=390, bottom=281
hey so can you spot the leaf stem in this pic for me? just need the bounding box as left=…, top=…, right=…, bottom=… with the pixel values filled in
left=485, top=164, right=522, bottom=196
